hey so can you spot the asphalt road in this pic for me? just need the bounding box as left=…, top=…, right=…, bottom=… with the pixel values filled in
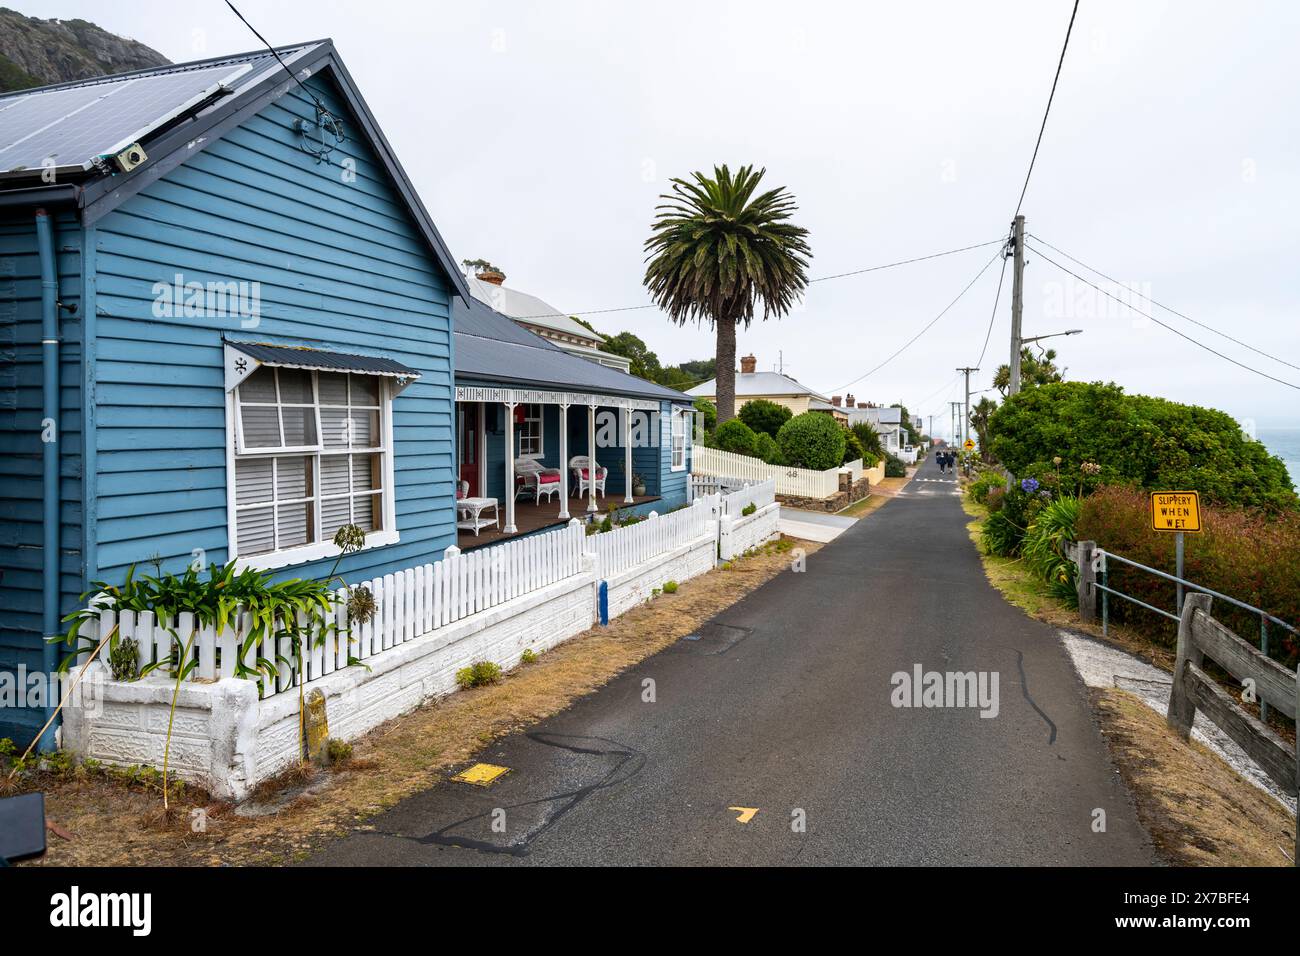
left=309, top=454, right=1152, bottom=866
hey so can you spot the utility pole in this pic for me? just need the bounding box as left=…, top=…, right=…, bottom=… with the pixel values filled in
left=949, top=401, right=962, bottom=446
left=1009, top=214, right=1025, bottom=396
left=955, top=367, right=979, bottom=447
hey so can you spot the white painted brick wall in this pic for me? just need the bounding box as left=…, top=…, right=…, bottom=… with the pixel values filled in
left=719, top=502, right=781, bottom=560
left=604, top=534, right=716, bottom=618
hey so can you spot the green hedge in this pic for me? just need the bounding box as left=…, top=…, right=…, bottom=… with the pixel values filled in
left=776, top=412, right=846, bottom=471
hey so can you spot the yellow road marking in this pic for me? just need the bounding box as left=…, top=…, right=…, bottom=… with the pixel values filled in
left=453, top=763, right=510, bottom=786
left=728, top=806, right=759, bottom=824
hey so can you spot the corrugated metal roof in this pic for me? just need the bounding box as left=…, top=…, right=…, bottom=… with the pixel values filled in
left=230, top=341, right=420, bottom=378
left=687, top=370, right=829, bottom=401
left=465, top=274, right=602, bottom=342
left=453, top=296, right=689, bottom=403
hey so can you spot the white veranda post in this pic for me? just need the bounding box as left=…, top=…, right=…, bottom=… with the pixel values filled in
left=623, top=407, right=634, bottom=504
left=557, top=402, right=570, bottom=520
left=503, top=401, right=517, bottom=534
left=587, top=403, right=598, bottom=514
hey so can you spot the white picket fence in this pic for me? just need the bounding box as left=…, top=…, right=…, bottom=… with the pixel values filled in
left=74, top=521, right=588, bottom=700
left=843, top=457, right=864, bottom=482
left=692, top=445, right=841, bottom=498
left=720, top=477, right=776, bottom=517
left=589, top=497, right=717, bottom=579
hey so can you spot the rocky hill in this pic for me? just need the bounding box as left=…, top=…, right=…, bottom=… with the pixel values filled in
left=0, top=7, right=169, bottom=93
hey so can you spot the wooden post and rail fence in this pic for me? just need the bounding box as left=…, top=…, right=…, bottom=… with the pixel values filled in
left=1071, top=539, right=1298, bottom=863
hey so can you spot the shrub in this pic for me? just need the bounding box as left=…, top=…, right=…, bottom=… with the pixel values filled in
left=715, top=418, right=759, bottom=458
left=519, top=648, right=537, bottom=665
left=1077, top=486, right=1300, bottom=663
left=842, top=431, right=864, bottom=465
left=777, top=412, right=846, bottom=470
left=988, top=381, right=1297, bottom=511
left=662, top=580, right=679, bottom=594
left=967, top=472, right=1004, bottom=505
left=325, top=738, right=353, bottom=765
left=1022, top=496, right=1082, bottom=605
left=754, top=431, right=783, bottom=465
left=694, top=398, right=717, bottom=434
left=738, top=399, right=792, bottom=438
left=741, top=502, right=757, bottom=516
left=883, top=454, right=906, bottom=478
left=980, top=486, right=1041, bottom=556
left=455, top=660, right=502, bottom=689
left=851, top=422, right=884, bottom=461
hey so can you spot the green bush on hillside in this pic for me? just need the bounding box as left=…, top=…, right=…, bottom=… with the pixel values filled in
left=987, top=382, right=1296, bottom=511
left=738, top=399, right=792, bottom=439
left=883, top=454, right=907, bottom=478
left=776, top=412, right=846, bottom=471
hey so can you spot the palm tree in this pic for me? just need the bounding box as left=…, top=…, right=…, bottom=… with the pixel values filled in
left=643, top=165, right=811, bottom=424
left=969, top=396, right=998, bottom=462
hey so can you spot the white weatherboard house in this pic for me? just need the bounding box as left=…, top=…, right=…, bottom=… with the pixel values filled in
left=465, top=271, right=631, bottom=373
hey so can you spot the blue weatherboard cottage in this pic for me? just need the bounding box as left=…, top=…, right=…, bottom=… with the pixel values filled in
left=0, top=40, right=694, bottom=746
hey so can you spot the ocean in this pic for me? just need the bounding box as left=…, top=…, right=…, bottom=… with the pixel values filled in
left=1258, top=427, right=1300, bottom=490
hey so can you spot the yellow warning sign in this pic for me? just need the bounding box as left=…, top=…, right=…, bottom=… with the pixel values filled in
left=963, top=439, right=975, bottom=452
left=453, top=763, right=510, bottom=786
left=1150, top=491, right=1201, bottom=533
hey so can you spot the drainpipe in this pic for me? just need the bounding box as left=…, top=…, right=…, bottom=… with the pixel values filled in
left=35, top=208, right=60, bottom=751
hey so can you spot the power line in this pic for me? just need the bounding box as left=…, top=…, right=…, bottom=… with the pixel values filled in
left=824, top=248, right=1004, bottom=394
left=1028, top=245, right=1300, bottom=392
left=1028, top=233, right=1300, bottom=373
left=508, top=237, right=1007, bottom=320
left=974, top=231, right=1013, bottom=369
left=1013, top=0, right=1081, bottom=218
left=223, top=0, right=327, bottom=113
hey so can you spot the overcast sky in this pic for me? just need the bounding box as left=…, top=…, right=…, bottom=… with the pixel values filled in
left=19, top=0, right=1300, bottom=435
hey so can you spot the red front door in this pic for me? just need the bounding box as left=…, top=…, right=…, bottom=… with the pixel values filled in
left=459, top=403, right=479, bottom=496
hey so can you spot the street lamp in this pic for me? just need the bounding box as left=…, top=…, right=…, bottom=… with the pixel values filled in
left=1009, top=329, right=1083, bottom=395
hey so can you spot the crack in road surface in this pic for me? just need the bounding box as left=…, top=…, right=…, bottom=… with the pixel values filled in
left=1017, top=649, right=1058, bottom=745
left=391, top=733, right=645, bottom=857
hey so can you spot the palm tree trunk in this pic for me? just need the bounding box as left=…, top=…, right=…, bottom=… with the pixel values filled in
left=715, top=317, right=737, bottom=425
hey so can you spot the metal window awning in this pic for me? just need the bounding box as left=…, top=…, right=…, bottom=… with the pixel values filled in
left=224, top=342, right=421, bottom=393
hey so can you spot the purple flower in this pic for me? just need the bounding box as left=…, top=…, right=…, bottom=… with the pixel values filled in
left=1020, top=477, right=1040, bottom=493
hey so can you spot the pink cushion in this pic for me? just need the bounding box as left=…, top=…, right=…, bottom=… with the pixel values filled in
left=538, top=474, right=559, bottom=485
left=456, top=488, right=466, bottom=499
left=578, top=468, right=606, bottom=479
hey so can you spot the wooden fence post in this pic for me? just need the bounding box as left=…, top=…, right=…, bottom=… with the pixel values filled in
left=1075, top=540, right=1096, bottom=624
left=1167, top=592, right=1212, bottom=739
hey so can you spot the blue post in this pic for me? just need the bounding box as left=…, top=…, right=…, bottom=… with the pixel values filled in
left=598, top=581, right=609, bottom=626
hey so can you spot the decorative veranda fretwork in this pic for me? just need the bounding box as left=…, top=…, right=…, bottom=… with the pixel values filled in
left=455, top=385, right=661, bottom=412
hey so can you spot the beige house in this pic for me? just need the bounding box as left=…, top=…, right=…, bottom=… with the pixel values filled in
left=688, top=354, right=847, bottom=423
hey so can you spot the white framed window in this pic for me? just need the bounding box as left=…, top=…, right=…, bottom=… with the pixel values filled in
left=518, top=402, right=543, bottom=457
left=228, top=366, right=398, bottom=569
left=670, top=406, right=688, bottom=471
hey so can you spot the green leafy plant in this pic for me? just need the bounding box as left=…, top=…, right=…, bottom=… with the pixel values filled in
left=967, top=472, right=1005, bottom=506
left=519, top=648, right=538, bottom=665
left=753, top=431, right=784, bottom=465
left=883, top=454, right=907, bottom=478
left=842, top=430, right=864, bottom=465
left=738, top=399, right=792, bottom=438
left=456, top=660, right=502, bottom=689
left=741, top=502, right=757, bottom=516
left=662, top=580, right=679, bottom=594
left=776, top=412, right=846, bottom=470
left=715, top=418, right=759, bottom=457
left=325, top=738, right=353, bottom=765
left=1021, top=496, right=1082, bottom=604
left=107, top=637, right=139, bottom=682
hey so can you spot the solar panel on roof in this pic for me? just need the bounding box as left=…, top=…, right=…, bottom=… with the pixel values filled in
left=0, top=62, right=252, bottom=176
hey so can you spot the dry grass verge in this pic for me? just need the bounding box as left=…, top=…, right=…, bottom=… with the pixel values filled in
left=1093, top=688, right=1294, bottom=867
left=18, top=536, right=816, bottom=867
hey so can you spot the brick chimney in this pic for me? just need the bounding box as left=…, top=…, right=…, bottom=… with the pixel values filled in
left=846, top=393, right=855, bottom=407
left=831, top=396, right=842, bottom=407
left=857, top=402, right=868, bottom=409
left=739, top=354, right=757, bottom=374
